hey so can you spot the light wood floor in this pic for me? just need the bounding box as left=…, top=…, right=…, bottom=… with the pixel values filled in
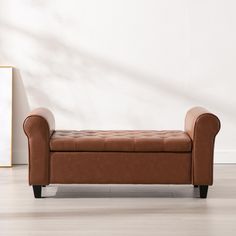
left=1, top=165, right=236, bottom=235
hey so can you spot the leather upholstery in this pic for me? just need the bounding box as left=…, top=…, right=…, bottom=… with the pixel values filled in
left=50, top=152, right=191, bottom=184
left=23, top=108, right=55, bottom=185
left=185, top=107, right=220, bottom=185
left=50, top=130, right=192, bottom=152
left=23, top=106, right=220, bottom=187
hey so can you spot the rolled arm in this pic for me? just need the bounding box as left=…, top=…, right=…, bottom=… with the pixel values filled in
left=185, top=107, right=220, bottom=185
left=23, top=108, right=55, bottom=185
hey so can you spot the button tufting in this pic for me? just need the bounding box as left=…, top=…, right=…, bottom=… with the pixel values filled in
left=50, top=130, right=192, bottom=152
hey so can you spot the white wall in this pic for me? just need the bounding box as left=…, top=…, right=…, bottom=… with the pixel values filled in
left=0, top=0, right=235, bottom=164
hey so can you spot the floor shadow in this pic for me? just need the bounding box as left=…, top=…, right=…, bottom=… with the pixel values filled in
left=44, top=185, right=199, bottom=199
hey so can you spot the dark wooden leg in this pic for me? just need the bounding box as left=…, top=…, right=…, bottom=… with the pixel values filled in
left=194, top=185, right=198, bottom=188
left=33, top=185, right=42, bottom=198
left=199, top=185, right=208, bottom=198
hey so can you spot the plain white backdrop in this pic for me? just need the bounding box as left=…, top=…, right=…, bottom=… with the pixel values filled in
left=0, top=67, right=12, bottom=166
left=0, top=0, right=235, bottom=164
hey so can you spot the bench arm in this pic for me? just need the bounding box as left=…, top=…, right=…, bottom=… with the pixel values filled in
left=185, top=107, right=220, bottom=185
left=23, top=108, right=55, bottom=185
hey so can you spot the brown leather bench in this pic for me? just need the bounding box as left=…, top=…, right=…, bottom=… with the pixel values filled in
left=23, top=107, right=220, bottom=198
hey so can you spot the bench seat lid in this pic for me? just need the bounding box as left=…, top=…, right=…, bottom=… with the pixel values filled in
left=49, top=130, right=192, bottom=152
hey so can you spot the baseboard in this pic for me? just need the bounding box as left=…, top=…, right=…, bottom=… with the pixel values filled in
left=12, top=149, right=236, bottom=164
left=214, top=149, right=236, bottom=163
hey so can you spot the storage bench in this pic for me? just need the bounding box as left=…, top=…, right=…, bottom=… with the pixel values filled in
left=23, top=107, right=220, bottom=198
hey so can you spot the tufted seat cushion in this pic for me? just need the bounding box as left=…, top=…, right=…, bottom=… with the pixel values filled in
left=50, top=130, right=192, bottom=152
